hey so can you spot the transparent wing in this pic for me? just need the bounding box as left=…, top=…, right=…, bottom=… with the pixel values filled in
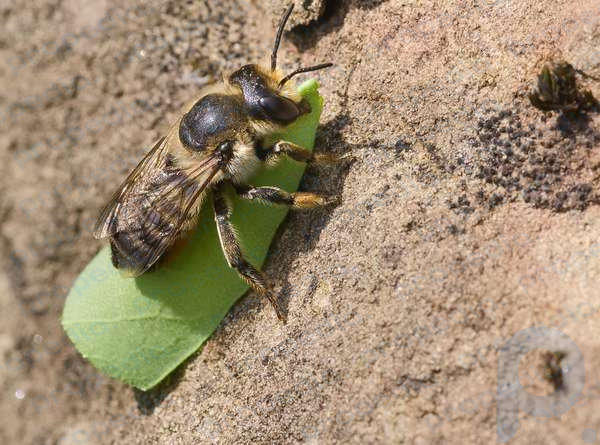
left=93, top=132, right=223, bottom=276
left=109, top=155, right=222, bottom=276
left=93, top=136, right=169, bottom=239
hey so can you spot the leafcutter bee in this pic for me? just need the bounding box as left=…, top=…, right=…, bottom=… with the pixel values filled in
left=542, top=350, right=566, bottom=390
left=93, top=4, right=335, bottom=322
left=528, top=61, right=598, bottom=114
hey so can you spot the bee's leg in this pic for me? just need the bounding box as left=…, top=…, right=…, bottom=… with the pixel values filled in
left=235, top=184, right=338, bottom=209
left=263, top=141, right=347, bottom=164
left=213, top=185, right=286, bottom=322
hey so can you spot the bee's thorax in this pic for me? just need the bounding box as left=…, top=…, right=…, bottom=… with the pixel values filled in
left=220, top=141, right=262, bottom=184
left=179, top=94, right=247, bottom=152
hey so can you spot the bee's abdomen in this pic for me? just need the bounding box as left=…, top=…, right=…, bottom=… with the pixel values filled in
left=110, top=233, right=154, bottom=273
left=109, top=169, right=199, bottom=276
left=109, top=222, right=171, bottom=275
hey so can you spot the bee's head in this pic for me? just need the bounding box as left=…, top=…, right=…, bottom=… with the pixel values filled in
left=228, top=4, right=332, bottom=126
left=228, top=64, right=308, bottom=125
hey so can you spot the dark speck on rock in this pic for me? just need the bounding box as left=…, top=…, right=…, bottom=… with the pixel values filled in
left=394, top=137, right=411, bottom=152
left=488, top=193, right=503, bottom=208
left=447, top=224, right=460, bottom=235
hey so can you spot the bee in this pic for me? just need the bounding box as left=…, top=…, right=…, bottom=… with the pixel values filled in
left=528, top=61, right=598, bottom=114
left=541, top=350, right=566, bottom=390
left=93, top=4, right=335, bottom=322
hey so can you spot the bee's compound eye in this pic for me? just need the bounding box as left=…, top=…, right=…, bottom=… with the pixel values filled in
left=258, top=95, right=300, bottom=124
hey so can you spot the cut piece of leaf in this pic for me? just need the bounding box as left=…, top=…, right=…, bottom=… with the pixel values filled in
left=62, top=79, right=323, bottom=390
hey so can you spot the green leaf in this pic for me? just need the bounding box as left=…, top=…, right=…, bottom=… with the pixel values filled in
left=62, top=79, right=323, bottom=390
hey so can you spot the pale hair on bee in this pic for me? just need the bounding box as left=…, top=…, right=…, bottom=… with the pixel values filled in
left=93, top=4, right=338, bottom=322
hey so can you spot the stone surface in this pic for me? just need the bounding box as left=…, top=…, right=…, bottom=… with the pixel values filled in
left=0, top=0, right=599, bottom=444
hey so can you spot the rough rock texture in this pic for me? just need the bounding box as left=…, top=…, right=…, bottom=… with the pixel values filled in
left=1, top=0, right=600, bottom=444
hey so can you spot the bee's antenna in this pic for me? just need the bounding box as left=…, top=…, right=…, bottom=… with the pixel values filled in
left=278, top=62, right=334, bottom=87
left=574, top=67, right=600, bottom=81
left=271, top=4, right=294, bottom=72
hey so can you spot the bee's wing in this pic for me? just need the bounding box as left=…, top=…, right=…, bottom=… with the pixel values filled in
left=93, top=136, right=169, bottom=239
left=93, top=128, right=223, bottom=276
left=110, top=154, right=222, bottom=276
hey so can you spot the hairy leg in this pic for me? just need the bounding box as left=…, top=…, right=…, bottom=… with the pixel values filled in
left=262, top=140, right=346, bottom=164
left=235, top=184, right=338, bottom=209
left=212, top=183, right=285, bottom=322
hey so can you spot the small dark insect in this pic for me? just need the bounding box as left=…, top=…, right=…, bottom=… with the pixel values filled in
left=541, top=350, right=566, bottom=390
left=93, top=5, right=337, bottom=322
left=528, top=61, right=599, bottom=114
